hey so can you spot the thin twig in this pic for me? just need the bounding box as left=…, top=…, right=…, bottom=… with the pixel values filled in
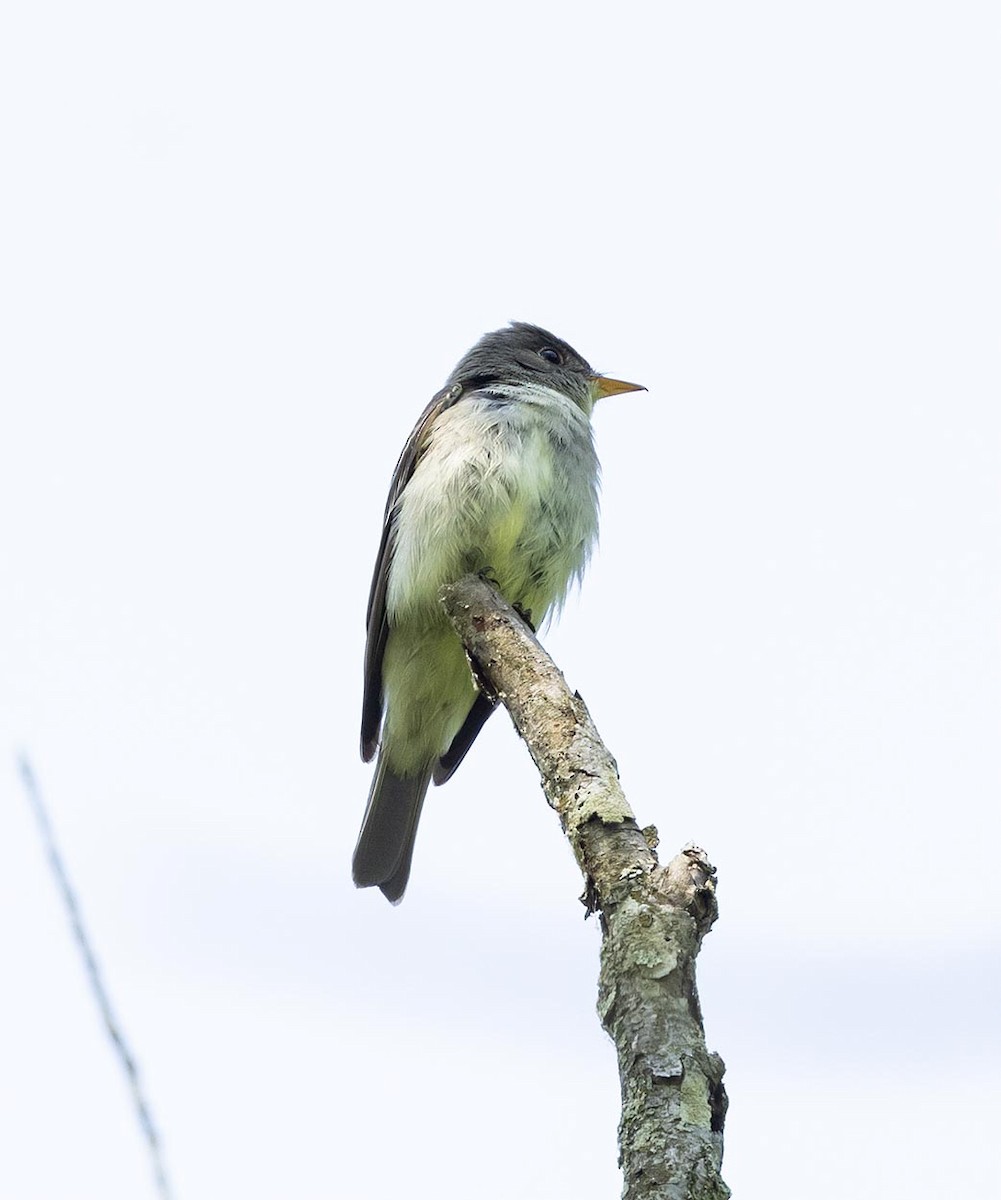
left=17, top=755, right=174, bottom=1200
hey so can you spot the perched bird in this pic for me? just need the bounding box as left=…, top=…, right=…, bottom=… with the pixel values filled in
left=355, top=322, right=644, bottom=902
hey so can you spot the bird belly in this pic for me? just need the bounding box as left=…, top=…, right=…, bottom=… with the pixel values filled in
left=481, top=428, right=597, bottom=624
left=380, top=621, right=477, bottom=774
left=388, top=408, right=597, bottom=628
left=379, top=395, right=598, bottom=774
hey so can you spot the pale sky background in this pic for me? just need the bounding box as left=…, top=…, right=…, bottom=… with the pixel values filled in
left=1, top=2, right=999, bottom=1197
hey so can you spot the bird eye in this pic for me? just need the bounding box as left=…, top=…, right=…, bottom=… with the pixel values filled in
left=539, top=347, right=562, bottom=365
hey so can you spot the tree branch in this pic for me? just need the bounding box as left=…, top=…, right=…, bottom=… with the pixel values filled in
left=440, top=575, right=729, bottom=1200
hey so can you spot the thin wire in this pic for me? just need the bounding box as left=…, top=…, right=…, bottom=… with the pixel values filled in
left=17, top=754, right=174, bottom=1200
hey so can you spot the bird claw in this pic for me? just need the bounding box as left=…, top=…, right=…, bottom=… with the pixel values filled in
left=512, top=602, right=536, bottom=632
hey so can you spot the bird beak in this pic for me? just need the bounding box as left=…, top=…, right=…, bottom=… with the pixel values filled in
left=591, top=374, right=647, bottom=398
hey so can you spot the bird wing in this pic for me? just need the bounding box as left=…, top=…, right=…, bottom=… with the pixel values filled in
left=360, top=381, right=465, bottom=761
left=432, top=692, right=497, bottom=784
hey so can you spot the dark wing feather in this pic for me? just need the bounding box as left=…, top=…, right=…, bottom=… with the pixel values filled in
left=432, top=693, right=497, bottom=785
left=360, top=381, right=465, bottom=761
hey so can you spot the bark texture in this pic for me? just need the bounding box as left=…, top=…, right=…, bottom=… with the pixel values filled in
left=440, top=575, right=729, bottom=1200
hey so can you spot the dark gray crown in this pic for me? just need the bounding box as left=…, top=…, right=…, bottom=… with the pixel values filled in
left=446, top=322, right=593, bottom=392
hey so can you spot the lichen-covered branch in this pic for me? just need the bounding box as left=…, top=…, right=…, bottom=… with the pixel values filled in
left=440, top=575, right=729, bottom=1200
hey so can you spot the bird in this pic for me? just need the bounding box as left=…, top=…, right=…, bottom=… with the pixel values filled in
left=354, top=322, right=644, bottom=902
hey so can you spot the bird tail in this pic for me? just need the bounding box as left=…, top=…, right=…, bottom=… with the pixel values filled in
left=352, top=755, right=432, bottom=904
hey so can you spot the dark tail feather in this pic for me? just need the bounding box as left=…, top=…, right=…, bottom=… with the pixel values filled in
left=352, top=757, right=432, bottom=904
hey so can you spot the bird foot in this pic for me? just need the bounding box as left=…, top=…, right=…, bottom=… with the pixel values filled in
left=512, top=602, right=536, bottom=632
